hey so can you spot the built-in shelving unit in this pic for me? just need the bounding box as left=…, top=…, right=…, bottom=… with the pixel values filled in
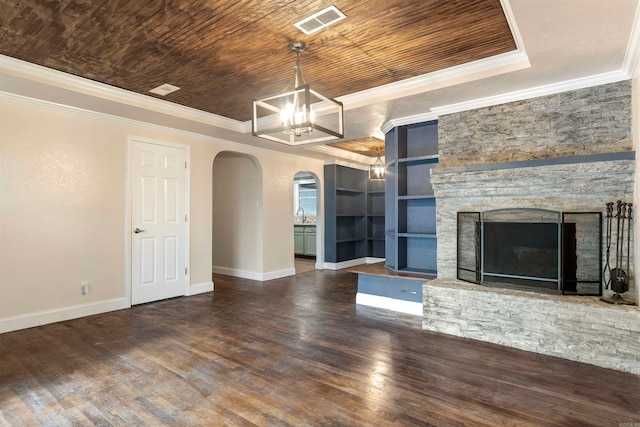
left=366, top=178, right=385, bottom=258
left=385, top=120, right=439, bottom=275
left=324, top=164, right=367, bottom=265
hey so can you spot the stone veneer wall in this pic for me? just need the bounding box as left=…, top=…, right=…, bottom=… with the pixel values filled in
left=438, top=80, right=632, bottom=167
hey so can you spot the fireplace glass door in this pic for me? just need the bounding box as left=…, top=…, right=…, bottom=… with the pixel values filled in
left=482, top=209, right=562, bottom=293
left=457, top=209, right=602, bottom=295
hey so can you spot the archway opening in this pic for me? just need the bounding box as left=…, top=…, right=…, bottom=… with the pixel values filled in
left=293, top=171, right=320, bottom=274
left=212, top=151, right=263, bottom=277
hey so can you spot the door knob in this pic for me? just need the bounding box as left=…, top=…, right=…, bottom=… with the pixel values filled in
left=134, top=228, right=146, bottom=234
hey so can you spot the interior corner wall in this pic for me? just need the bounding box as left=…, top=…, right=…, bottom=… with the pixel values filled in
left=0, top=95, right=325, bottom=332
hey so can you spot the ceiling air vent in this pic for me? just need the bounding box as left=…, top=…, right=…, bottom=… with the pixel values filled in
left=149, top=83, right=180, bottom=96
left=294, top=5, right=346, bottom=35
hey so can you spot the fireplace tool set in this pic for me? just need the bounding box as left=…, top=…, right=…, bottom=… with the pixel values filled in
left=602, top=200, right=634, bottom=304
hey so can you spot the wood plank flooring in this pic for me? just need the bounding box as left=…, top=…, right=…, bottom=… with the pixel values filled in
left=294, top=257, right=316, bottom=275
left=1, top=269, right=639, bottom=426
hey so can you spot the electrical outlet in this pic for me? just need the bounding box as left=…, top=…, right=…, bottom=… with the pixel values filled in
left=81, top=281, right=90, bottom=295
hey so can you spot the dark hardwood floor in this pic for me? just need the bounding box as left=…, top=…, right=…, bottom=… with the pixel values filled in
left=294, top=257, right=316, bottom=275
left=1, top=269, right=639, bottom=426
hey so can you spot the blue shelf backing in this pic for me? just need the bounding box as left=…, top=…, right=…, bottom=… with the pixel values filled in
left=386, top=120, right=439, bottom=275
left=325, top=164, right=367, bottom=263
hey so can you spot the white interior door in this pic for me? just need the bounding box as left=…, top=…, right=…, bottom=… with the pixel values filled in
left=131, top=140, right=187, bottom=305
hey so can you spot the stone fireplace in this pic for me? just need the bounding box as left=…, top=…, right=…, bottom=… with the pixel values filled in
left=425, top=154, right=640, bottom=374
left=421, top=80, right=640, bottom=374
left=432, top=153, right=635, bottom=298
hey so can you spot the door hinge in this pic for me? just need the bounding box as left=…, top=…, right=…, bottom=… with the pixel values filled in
left=185, top=268, right=188, bottom=275
left=185, top=161, right=187, bottom=169
left=185, top=214, right=188, bottom=222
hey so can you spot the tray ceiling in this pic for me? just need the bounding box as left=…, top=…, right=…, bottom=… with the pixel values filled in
left=0, top=0, right=516, bottom=123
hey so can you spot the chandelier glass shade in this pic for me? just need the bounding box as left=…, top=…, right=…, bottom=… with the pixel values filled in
left=252, top=41, right=344, bottom=146
left=369, top=149, right=385, bottom=180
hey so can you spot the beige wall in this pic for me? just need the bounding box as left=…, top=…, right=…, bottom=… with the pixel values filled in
left=0, top=97, right=324, bottom=331
left=263, top=162, right=324, bottom=273
left=1, top=102, right=127, bottom=318
left=213, top=152, right=263, bottom=274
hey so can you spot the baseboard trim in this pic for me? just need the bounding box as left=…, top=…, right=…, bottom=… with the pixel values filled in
left=365, top=257, right=385, bottom=264
left=212, top=266, right=294, bottom=282
left=262, top=268, right=295, bottom=281
left=0, top=297, right=130, bottom=334
left=356, top=293, right=423, bottom=316
left=323, top=258, right=367, bottom=271
left=187, top=281, right=214, bottom=296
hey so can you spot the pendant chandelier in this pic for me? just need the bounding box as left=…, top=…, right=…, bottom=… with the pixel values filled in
left=252, top=41, right=344, bottom=146
left=369, top=148, right=385, bottom=180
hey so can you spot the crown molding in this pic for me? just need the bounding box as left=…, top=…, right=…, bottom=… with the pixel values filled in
left=622, top=0, right=640, bottom=77
left=0, top=54, right=246, bottom=133
left=500, top=0, right=527, bottom=55
left=0, top=90, right=326, bottom=164
left=337, top=50, right=530, bottom=113
left=379, top=70, right=629, bottom=132
left=430, top=70, right=629, bottom=117
left=307, top=144, right=373, bottom=167
left=380, top=112, right=439, bottom=134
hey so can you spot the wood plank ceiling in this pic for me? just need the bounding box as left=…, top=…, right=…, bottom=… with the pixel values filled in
left=0, top=0, right=515, bottom=126
left=327, top=137, right=385, bottom=157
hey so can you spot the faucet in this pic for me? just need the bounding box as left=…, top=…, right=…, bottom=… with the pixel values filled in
left=296, top=207, right=306, bottom=223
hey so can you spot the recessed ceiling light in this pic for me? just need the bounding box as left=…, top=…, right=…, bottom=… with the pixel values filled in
left=294, top=5, right=346, bottom=35
left=149, top=83, right=180, bottom=96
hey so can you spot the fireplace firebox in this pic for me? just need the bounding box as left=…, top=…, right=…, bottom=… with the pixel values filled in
left=457, top=209, right=602, bottom=295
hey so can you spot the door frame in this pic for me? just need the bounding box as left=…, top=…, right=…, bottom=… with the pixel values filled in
left=293, top=170, right=323, bottom=269
left=125, top=135, right=191, bottom=305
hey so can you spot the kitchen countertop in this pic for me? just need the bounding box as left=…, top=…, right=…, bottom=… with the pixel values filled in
left=294, top=215, right=316, bottom=225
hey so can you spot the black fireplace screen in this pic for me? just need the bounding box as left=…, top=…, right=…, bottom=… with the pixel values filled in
left=457, top=210, right=602, bottom=296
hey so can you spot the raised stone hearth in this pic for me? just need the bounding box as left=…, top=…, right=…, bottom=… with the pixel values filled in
left=423, top=278, right=640, bottom=374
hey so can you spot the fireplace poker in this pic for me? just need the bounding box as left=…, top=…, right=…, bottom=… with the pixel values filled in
left=614, top=202, right=627, bottom=293
left=626, top=203, right=632, bottom=292
left=602, top=200, right=634, bottom=305
left=611, top=201, right=622, bottom=290
left=603, top=202, right=614, bottom=289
